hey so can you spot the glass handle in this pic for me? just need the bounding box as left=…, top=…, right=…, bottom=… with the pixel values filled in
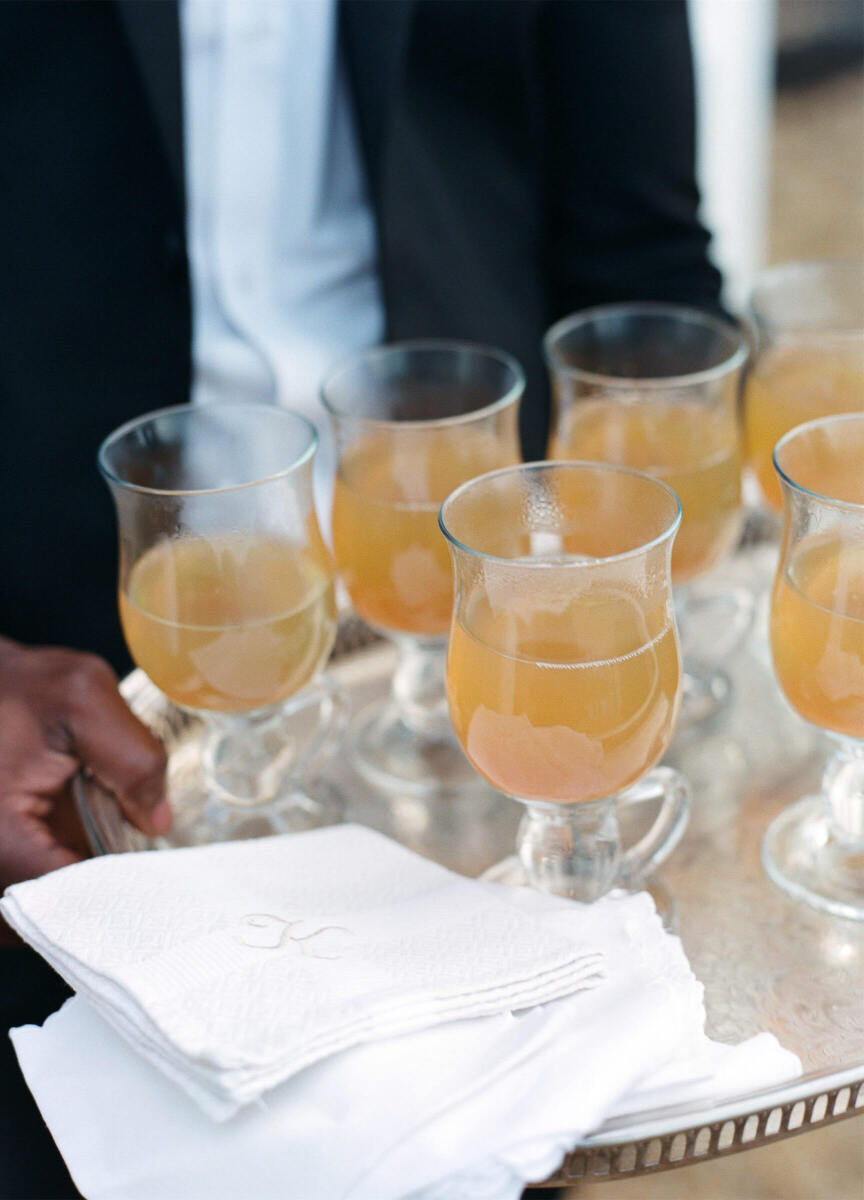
left=615, top=766, right=691, bottom=888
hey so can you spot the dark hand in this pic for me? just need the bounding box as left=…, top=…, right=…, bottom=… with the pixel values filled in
left=0, top=637, right=170, bottom=895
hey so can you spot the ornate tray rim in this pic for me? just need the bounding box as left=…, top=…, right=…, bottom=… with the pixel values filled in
left=549, top=1065, right=864, bottom=1183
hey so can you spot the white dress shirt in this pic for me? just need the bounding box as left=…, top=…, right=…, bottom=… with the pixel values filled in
left=181, top=0, right=384, bottom=505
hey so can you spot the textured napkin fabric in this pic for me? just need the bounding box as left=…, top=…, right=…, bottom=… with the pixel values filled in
left=10, top=887, right=801, bottom=1200
left=0, top=825, right=606, bottom=1118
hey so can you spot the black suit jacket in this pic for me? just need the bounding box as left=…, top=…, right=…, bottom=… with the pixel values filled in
left=0, top=0, right=721, bottom=668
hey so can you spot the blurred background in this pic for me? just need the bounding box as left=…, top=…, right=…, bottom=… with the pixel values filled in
left=566, top=7, right=864, bottom=1196
left=690, top=0, right=863, bottom=310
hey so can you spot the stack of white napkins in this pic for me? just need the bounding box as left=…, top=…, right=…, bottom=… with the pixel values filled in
left=3, top=825, right=801, bottom=1200
left=0, top=825, right=604, bottom=1118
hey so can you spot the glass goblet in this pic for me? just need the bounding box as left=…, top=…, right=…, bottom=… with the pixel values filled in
left=322, top=341, right=523, bottom=797
left=764, top=412, right=864, bottom=919
left=99, top=402, right=343, bottom=845
left=545, top=303, right=750, bottom=725
left=440, top=462, right=690, bottom=901
left=745, top=259, right=864, bottom=513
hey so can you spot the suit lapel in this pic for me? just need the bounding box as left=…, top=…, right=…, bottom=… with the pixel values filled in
left=114, top=0, right=185, bottom=206
left=339, top=0, right=417, bottom=197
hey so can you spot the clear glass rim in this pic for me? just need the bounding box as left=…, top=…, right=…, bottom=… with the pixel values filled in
left=773, top=412, right=864, bottom=513
left=542, top=302, right=747, bottom=389
left=749, top=258, right=864, bottom=335
left=320, top=339, right=526, bottom=429
left=97, top=402, right=318, bottom=497
left=438, top=459, right=682, bottom=568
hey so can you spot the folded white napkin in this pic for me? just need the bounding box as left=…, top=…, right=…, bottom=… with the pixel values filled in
left=10, top=886, right=800, bottom=1200
left=0, top=825, right=605, bottom=1118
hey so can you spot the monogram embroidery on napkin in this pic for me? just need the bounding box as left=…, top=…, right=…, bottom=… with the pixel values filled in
left=233, top=913, right=353, bottom=959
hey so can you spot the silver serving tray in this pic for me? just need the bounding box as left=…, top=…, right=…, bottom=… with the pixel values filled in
left=77, top=541, right=864, bottom=1183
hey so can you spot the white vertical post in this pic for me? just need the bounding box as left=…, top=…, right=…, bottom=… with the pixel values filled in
left=687, top=0, right=777, bottom=310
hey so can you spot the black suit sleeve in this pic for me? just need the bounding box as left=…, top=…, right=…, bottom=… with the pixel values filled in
left=538, top=0, right=723, bottom=320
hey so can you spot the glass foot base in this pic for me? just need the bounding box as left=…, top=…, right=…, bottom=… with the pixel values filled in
left=762, top=796, right=864, bottom=921
left=481, top=856, right=678, bottom=930
left=349, top=697, right=493, bottom=798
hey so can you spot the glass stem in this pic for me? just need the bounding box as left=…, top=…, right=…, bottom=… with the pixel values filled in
left=391, top=636, right=453, bottom=739
left=199, top=678, right=349, bottom=810
left=674, top=584, right=733, bottom=726
left=819, top=742, right=864, bottom=898
left=823, top=742, right=864, bottom=842
left=201, top=708, right=297, bottom=808
left=518, top=799, right=620, bottom=901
